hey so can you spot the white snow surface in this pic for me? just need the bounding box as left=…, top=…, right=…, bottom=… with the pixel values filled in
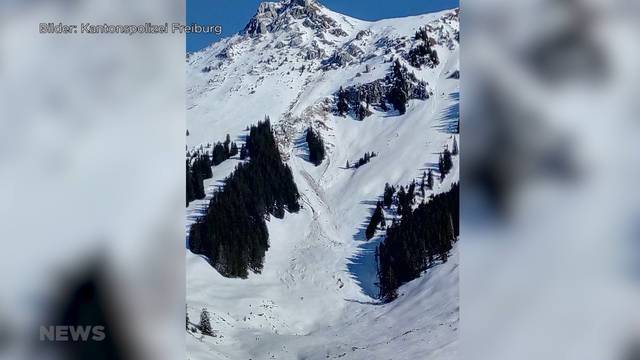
left=186, top=1, right=459, bottom=359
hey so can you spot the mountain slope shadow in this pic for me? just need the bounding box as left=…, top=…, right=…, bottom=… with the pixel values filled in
left=346, top=208, right=383, bottom=299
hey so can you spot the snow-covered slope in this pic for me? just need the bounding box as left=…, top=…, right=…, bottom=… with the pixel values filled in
left=186, top=1, right=459, bottom=358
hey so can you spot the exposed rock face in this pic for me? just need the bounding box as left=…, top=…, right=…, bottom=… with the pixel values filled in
left=303, top=42, right=326, bottom=60
left=334, top=61, right=429, bottom=119
left=244, top=2, right=280, bottom=35
left=344, top=79, right=387, bottom=106
left=355, top=30, right=371, bottom=40
left=322, top=51, right=353, bottom=69
left=244, top=0, right=346, bottom=38
left=322, top=43, right=365, bottom=69
left=401, top=10, right=460, bottom=69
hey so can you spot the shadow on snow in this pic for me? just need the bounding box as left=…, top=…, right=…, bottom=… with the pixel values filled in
left=434, top=91, right=459, bottom=134
left=345, top=201, right=384, bottom=300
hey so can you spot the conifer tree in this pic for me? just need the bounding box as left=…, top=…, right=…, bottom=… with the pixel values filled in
left=452, top=136, right=458, bottom=156
left=240, top=144, right=248, bottom=160
left=199, top=308, right=213, bottom=336
left=438, top=148, right=453, bottom=181
left=383, top=183, right=395, bottom=208
left=366, top=202, right=385, bottom=240
left=306, top=127, right=325, bottom=166
left=212, top=142, right=227, bottom=165
left=230, top=142, right=239, bottom=157
left=223, top=134, right=231, bottom=158
left=407, top=180, right=416, bottom=204
left=386, top=59, right=415, bottom=115
left=388, top=87, right=407, bottom=115
left=186, top=161, right=195, bottom=206
left=426, top=169, right=434, bottom=190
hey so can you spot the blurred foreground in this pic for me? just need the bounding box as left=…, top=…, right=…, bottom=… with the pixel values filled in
left=0, top=1, right=184, bottom=359
left=462, top=0, right=640, bottom=359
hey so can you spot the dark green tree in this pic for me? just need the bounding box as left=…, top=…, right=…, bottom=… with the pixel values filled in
left=223, top=134, right=231, bottom=158
left=306, top=127, right=325, bottom=166
left=230, top=142, right=239, bottom=157
left=240, top=144, right=248, bottom=160
left=199, top=308, right=213, bottom=336
left=426, top=169, right=434, bottom=190
left=383, top=183, right=395, bottom=208
left=365, top=202, right=385, bottom=240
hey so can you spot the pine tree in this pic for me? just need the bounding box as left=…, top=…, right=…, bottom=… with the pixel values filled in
left=223, top=134, right=231, bottom=158
left=346, top=160, right=350, bottom=168
left=383, top=183, right=395, bottom=208
left=199, top=308, right=213, bottom=336
left=426, top=169, right=434, bottom=190
left=240, top=144, right=248, bottom=160
left=408, top=180, right=416, bottom=204
left=306, top=127, right=325, bottom=166
left=388, top=87, right=407, bottom=115
left=366, top=202, right=384, bottom=240
left=186, top=162, right=194, bottom=206
left=438, top=148, right=453, bottom=181
left=397, top=186, right=407, bottom=215
left=212, top=142, right=227, bottom=165
left=452, top=136, right=458, bottom=156
left=230, top=142, right=239, bottom=157
left=387, top=60, right=410, bottom=114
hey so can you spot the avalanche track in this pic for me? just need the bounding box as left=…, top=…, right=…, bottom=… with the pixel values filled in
left=186, top=1, right=459, bottom=359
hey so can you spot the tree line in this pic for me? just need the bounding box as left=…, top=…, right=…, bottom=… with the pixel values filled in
left=186, top=153, right=212, bottom=206
left=185, top=134, right=239, bottom=207
left=188, top=118, right=300, bottom=278
left=373, top=137, right=459, bottom=301
left=438, top=137, right=457, bottom=182
left=346, top=151, right=377, bottom=169
left=377, top=183, right=459, bottom=301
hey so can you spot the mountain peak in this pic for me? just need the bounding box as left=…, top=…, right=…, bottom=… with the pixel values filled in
left=244, top=0, right=344, bottom=37
left=288, top=0, right=317, bottom=7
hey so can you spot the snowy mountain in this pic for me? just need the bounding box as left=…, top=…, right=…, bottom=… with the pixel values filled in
left=186, top=0, right=459, bottom=358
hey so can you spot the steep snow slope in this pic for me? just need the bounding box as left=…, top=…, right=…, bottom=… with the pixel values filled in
left=186, top=1, right=459, bottom=359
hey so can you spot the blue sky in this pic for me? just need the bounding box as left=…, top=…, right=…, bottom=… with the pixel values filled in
left=187, top=0, right=458, bottom=53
